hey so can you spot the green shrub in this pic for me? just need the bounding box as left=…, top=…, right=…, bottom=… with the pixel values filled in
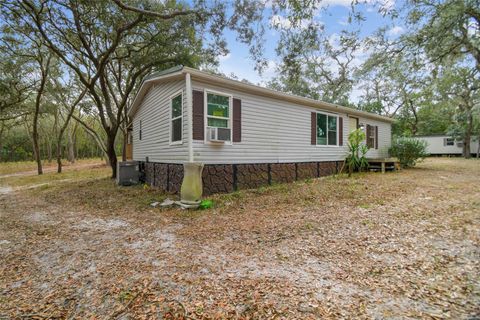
left=389, top=137, right=428, bottom=168
left=345, top=129, right=370, bottom=176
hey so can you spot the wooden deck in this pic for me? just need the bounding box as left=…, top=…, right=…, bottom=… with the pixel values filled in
left=367, top=157, right=401, bottom=173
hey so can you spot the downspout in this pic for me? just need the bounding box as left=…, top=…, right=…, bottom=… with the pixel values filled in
left=186, top=72, right=194, bottom=162
left=180, top=72, right=203, bottom=208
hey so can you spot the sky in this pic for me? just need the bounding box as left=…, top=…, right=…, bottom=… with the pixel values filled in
left=216, top=0, right=406, bottom=101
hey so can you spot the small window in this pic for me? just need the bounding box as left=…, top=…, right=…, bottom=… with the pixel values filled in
left=317, top=113, right=338, bottom=146
left=366, top=125, right=375, bottom=148
left=170, top=93, right=183, bottom=144
left=444, top=138, right=454, bottom=146
left=139, top=120, right=142, bottom=141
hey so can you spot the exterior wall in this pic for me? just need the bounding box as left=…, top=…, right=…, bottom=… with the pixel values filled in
left=142, top=160, right=342, bottom=195
left=192, top=80, right=351, bottom=164
left=191, top=80, right=392, bottom=163
left=416, top=136, right=479, bottom=155
left=131, top=79, right=392, bottom=165
left=357, top=117, right=392, bottom=158
left=132, top=80, right=188, bottom=163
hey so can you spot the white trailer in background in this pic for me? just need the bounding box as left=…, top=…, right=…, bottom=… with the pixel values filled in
left=415, top=135, right=479, bottom=157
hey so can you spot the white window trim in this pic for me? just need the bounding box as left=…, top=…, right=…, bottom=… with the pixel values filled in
left=204, top=89, right=233, bottom=145
left=315, top=111, right=340, bottom=147
left=169, top=90, right=183, bottom=146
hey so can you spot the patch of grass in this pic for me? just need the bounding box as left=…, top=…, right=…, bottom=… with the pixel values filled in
left=0, top=165, right=110, bottom=188
left=219, top=191, right=243, bottom=202
left=359, top=203, right=373, bottom=209
left=303, top=222, right=315, bottom=230
left=118, top=289, right=134, bottom=303
left=0, top=158, right=104, bottom=175
left=0, top=160, right=54, bottom=175
left=254, top=186, right=269, bottom=194
left=361, top=219, right=374, bottom=227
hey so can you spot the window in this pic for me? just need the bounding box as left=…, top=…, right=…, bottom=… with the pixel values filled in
left=444, top=138, right=454, bottom=146
left=316, top=113, right=338, bottom=146
left=206, top=92, right=231, bottom=129
left=366, top=125, right=375, bottom=148
left=139, top=120, right=142, bottom=140
left=170, top=92, right=183, bottom=144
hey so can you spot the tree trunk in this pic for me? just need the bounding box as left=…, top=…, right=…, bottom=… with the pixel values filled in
left=464, top=111, right=473, bottom=159
left=463, top=135, right=471, bottom=158
left=32, top=54, right=51, bottom=175
left=106, top=132, right=117, bottom=179
left=72, top=120, right=78, bottom=160
left=47, top=140, right=52, bottom=163
left=56, top=141, right=63, bottom=173
left=0, top=123, right=4, bottom=162
left=67, top=129, right=76, bottom=163
left=409, top=100, right=418, bottom=135
left=32, top=102, right=43, bottom=175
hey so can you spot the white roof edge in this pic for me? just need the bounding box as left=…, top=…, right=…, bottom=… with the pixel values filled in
left=129, top=66, right=395, bottom=123
left=128, top=70, right=184, bottom=117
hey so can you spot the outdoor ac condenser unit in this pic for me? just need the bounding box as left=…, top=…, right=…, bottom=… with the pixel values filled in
left=207, top=127, right=231, bottom=142
left=116, top=161, right=140, bottom=186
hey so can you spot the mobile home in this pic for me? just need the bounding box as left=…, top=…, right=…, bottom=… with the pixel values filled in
left=128, top=66, right=394, bottom=195
left=415, top=135, right=479, bottom=157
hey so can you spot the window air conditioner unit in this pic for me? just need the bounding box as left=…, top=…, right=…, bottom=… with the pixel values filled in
left=207, top=127, right=231, bottom=142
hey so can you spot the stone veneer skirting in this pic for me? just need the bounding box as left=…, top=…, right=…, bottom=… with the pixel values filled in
left=140, top=161, right=342, bottom=195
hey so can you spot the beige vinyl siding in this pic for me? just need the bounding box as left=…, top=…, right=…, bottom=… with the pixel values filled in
left=357, top=117, right=391, bottom=158
left=132, top=80, right=188, bottom=163
left=192, top=80, right=351, bottom=164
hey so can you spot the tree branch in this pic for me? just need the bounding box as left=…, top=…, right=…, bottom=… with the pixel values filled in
left=111, top=0, right=200, bottom=20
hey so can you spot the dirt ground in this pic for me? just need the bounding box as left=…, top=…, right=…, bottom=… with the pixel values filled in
left=0, top=158, right=479, bottom=319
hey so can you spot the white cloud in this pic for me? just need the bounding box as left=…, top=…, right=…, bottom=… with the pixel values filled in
left=264, top=60, right=277, bottom=76
left=338, top=16, right=349, bottom=26
left=270, top=15, right=292, bottom=29
left=269, top=15, right=312, bottom=30
left=320, top=0, right=353, bottom=7
left=387, top=26, right=404, bottom=36
left=379, top=0, right=395, bottom=10
left=319, top=0, right=395, bottom=11
left=349, top=86, right=363, bottom=104
left=327, top=33, right=341, bottom=50
left=263, top=0, right=274, bottom=8
left=218, top=53, right=231, bottom=62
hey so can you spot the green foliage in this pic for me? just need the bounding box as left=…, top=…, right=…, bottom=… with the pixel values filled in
left=199, top=199, right=214, bottom=210
left=389, top=137, right=428, bottom=168
left=345, top=129, right=369, bottom=176
left=268, top=29, right=359, bottom=105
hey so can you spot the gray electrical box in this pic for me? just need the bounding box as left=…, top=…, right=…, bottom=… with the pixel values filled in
left=116, top=161, right=140, bottom=186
